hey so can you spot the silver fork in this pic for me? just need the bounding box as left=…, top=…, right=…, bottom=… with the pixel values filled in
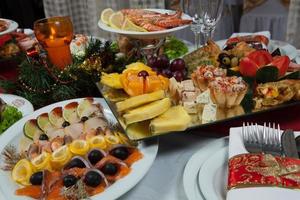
left=242, top=122, right=282, bottom=155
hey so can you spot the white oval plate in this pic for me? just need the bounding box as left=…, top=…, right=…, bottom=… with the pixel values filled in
left=183, top=137, right=228, bottom=200
left=0, top=18, right=18, bottom=36
left=198, top=146, right=228, bottom=200
left=0, top=94, right=34, bottom=117
left=98, top=9, right=192, bottom=39
left=0, top=98, right=158, bottom=200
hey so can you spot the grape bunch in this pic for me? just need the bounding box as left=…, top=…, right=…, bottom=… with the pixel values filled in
left=147, top=54, right=186, bottom=82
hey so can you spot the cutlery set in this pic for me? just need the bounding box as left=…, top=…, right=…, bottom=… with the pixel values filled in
left=242, top=122, right=298, bottom=158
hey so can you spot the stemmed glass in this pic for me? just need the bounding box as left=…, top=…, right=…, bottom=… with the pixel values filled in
left=182, top=0, right=204, bottom=49
left=200, top=0, right=224, bottom=43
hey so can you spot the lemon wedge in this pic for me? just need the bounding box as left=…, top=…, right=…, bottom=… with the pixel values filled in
left=51, top=145, right=72, bottom=170
left=31, top=151, right=52, bottom=171
left=69, top=140, right=90, bottom=156
left=12, top=159, right=34, bottom=185
left=88, top=135, right=107, bottom=150
left=101, top=8, right=114, bottom=25
left=105, top=135, right=120, bottom=148
left=109, top=11, right=124, bottom=29
left=121, top=17, right=147, bottom=32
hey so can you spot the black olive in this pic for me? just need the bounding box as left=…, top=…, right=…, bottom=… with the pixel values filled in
left=110, top=147, right=129, bottom=160
left=39, top=134, right=49, bottom=141
left=81, top=116, right=89, bottom=122
left=30, top=171, right=43, bottom=185
left=63, top=175, right=78, bottom=187
left=88, top=149, right=104, bottom=165
left=84, top=171, right=102, bottom=187
left=62, top=121, right=70, bottom=128
left=65, top=158, right=86, bottom=169
left=101, top=163, right=118, bottom=175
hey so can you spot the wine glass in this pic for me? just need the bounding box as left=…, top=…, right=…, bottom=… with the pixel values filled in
left=200, top=0, right=224, bottom=43
left=34, top=16, right=73, bottom=69
left=182, top=0, right=204, bottom=49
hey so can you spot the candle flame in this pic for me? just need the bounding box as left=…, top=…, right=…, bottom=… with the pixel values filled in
left=49, top=26, right=56, bottom=40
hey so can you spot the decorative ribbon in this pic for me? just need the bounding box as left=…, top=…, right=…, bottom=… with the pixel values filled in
left=228, top=153, right=300, bottom=190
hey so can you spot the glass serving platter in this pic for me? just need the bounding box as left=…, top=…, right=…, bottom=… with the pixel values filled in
left=96, top=82, right=300, bottom=140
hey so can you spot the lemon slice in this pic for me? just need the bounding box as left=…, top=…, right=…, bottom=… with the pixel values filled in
left=88, top=135, right=107, bottom=150
left=51, top=145, right=72, bottom=170
left=101, top=8, right=114, bottom=25
left=105, top=135, right=120, bottom=148
left=31, top=151, right=52, bottom=171
left=121, top=17, right=147, bottom=32
left=109, top=11, right=124, bottom=29
left=69, top=140, right=90, bottom=156
left=12, top=159, right=34, bottom=185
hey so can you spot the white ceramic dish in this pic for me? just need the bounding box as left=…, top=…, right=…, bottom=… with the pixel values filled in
left=0, top=98, right=159, bottom=200
left=0, top=18, right=18, bottom=36
left=198, top=146, right=228, bottom=200
left=98, top=9, right=192, bottom=39
left=0, top=94, right=34, bottom=117
left=183, top=137, right=228, bottom=200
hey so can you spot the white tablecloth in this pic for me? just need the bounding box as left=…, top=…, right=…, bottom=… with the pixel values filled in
left=120, top=132, right=220, bottom=200
left=240, top=0, right=288, bottom=41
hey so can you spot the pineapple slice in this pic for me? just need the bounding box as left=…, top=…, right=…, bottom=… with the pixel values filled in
left=116, top=90, right=165, bottom=112
left=150, top=106, right=191, bottom=134
left=101, top=72, right=123, bottom=89
left=123, top=98, right=171, bottom=125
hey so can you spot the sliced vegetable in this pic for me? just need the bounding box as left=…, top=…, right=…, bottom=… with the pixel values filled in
left=23, top=119, right=43, bottom=140
left=269, top=55, right=290, bottom=77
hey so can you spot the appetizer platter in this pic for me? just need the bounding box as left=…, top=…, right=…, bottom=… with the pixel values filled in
left=98, top=8, right=192, bottom=39
left=0, top=98, right=158, bottom=200
left=98, top=33, right=300, bottom=140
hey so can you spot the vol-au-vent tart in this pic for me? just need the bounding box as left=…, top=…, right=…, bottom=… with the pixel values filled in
left=191, top=65, right=226, bottom=92
left=209, top=76, right=248, bottom=108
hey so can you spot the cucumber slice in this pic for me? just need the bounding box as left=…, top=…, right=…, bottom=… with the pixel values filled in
left=23, top=119, right=43, bottom=140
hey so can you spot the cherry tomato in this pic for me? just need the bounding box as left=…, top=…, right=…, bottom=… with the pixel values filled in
left=239, top=57, right=259, bottom=77
left=247, top=50, right=272, bottom=67
left=269, top=56, right=290, bottom=76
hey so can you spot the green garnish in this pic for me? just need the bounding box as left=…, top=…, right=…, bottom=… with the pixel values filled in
left=163, top=36, right=188, bottom=60
left=0, top=105, right=22, bottom=134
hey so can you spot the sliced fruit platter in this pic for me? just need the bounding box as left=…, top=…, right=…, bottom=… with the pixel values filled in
left=0, top=98, right=158, bottom=200
left=98, top=34, right=300, bottom=140
left=98, top=8, right=192, bottom=39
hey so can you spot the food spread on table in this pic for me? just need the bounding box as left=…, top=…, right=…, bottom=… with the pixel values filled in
left=0, top=98, right=22, bottom=134
left=100, top=8, right=192, bottom=32
left=1, top=98, right=143, bottom=199
left=96, top=32, right=300, bottom=139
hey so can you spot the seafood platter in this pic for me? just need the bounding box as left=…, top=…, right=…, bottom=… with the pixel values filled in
left=97, top=11, right=300, bottom=140
left=0, top=98, right=158, bottom=199
left=98, top=8, right=192, bottom=39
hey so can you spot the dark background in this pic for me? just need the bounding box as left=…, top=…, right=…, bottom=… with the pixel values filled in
left=0, top=0, right=45, bottom=29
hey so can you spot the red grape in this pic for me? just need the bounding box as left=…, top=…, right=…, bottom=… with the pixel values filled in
left=172, top=71, right=184, bottom=82
left=161, top=68, right=172, bottom=78
left=170, top=58, right=186, bottom=72
left=147, top=56, right=158, bottom=68
left=156, top=54, right=170, bottom=68
left=138, top=70, right=149, bottom=78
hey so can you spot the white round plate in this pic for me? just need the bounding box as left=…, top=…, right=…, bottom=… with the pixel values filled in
left=98, top=9, right=192, bottom=39
left=183, top=137, right=228, bottom=200
left=198, top=146, right=228, bottom=200
left=0, top=94, right=34, bottom=117
left=0, top=98, right=158, bottom=200
left=0, top=18, right=18, bottom=36
left=215, top=39, right=299, bottom=61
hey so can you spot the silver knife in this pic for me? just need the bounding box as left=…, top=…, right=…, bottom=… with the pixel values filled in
left=281, top=129, right=298, bottom=158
